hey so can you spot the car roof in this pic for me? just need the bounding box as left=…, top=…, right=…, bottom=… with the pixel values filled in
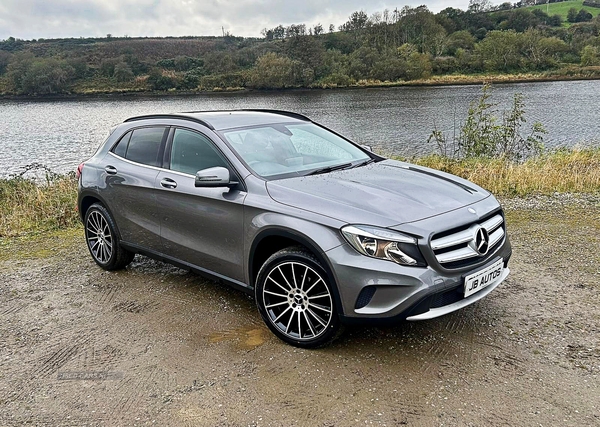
left=124, top=110, right=311, bottom=131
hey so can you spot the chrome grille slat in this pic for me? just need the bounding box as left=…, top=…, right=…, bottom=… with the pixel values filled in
left=436, top=246, right=479, bottom=263
left=482, top=215, right=503, bottom=233
left=489, top=228, right=504, bottom=247
left=431, top=213, right=506, bottom=268
left=430, top=229, right=473, bottom=250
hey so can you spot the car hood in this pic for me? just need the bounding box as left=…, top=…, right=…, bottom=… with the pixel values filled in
left=266, top=159, right=490, bottom=227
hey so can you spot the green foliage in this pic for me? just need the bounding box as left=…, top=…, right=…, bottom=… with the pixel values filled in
left=0, top=51, right=12, bottom=74
left=429, top=84, right=546, bottom=160
left=147, top=68, right=177, bottom=90
left=6, top=54, right=75, bottom=94
left=581, top=45, right=600, bottom=64
left=249, top=52, right=301, bottom=89
left=198, top=71, right=248, bottom=90
left=113, top=62, right=134, bottom=82
left=2, top=2, right=600, bottom=95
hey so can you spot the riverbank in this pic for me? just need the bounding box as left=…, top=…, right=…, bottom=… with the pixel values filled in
left=2, top=67, right=600, bottom=99
left=1, top=148, right=598, bottom=238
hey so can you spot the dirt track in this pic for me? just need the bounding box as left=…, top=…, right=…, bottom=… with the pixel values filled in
left=1, top=195, right=599, bottom=426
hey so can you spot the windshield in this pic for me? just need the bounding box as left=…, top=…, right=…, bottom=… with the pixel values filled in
left=221, top=123, right=370, bottom=179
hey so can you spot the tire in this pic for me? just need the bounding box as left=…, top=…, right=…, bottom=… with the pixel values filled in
left=84, top=203, right=135, bottom=271
left=255, top=247, right=343, bottom=348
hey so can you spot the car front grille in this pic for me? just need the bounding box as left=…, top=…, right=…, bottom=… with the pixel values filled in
left=430, top=211, right=505, bottom=269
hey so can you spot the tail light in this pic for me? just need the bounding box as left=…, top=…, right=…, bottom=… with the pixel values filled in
left=76, top=162, right=85, bottom=179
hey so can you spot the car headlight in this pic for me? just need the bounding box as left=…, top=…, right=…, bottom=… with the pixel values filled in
left=341, top=225, right=426, bottom=267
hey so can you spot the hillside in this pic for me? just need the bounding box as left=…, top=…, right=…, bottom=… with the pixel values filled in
left=527, top=0, right=600, bottom=22
left=1, top=4, right=600, bottom=96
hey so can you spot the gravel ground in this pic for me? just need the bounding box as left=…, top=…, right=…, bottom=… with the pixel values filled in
left=0, top=194, right=598, bottom=426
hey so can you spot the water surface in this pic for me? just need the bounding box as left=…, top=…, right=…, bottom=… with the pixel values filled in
left=1, top=80, right=599, bottom=177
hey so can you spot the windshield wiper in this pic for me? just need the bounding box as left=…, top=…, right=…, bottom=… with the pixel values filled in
left=350, top=158, right=376, bottom=169
left=306, top=162, right=353, bottom=176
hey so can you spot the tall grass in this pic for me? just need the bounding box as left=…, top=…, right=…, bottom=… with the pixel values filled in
left=400, top=148, right=600, bottom=196
left=0, top=150, right=598, bottom=237
left=0, top=170, right=79, bottom=237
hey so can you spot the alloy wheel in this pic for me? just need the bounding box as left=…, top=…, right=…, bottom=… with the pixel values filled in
left=262, top=261, right=333, bottom=341
left=86, top=210, right=113, bottom=264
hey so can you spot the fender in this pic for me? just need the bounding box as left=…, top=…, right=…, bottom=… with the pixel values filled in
left=248, top=224, right=347, bottom=316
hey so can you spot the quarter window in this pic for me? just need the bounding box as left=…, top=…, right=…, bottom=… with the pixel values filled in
left=112, top=131, right=131, bottom=158
left=170, top=129, right=227, bottom=175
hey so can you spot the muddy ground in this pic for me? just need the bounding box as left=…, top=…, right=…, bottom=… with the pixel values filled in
left=1, top=195, right=599, bottom=426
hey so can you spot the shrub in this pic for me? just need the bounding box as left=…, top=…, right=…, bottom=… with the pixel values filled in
left=429, top=83, right=545, bottom=160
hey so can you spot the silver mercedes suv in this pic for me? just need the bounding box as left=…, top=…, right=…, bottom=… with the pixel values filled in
left=77, top=110, right=511, bottom=348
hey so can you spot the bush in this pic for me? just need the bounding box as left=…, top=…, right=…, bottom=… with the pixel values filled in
left=113, top=62, right=134, bottom=82
left=199, top=71, right=248, bottom=90
left=429, top=84, right=545, bottom=160
left=318, top=72, right=355, bottom=87
left=147, top=68, right=177, bottom=90
left=248, top=52, right=300, bottom=89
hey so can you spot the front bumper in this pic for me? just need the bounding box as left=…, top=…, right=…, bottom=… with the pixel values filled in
left=326, top=237, right=512, bottom=324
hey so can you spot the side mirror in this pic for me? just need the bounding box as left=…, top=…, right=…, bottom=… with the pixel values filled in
left=360, top=144, right=373, bottom=152
left=195, top=167, right=238, bottom=188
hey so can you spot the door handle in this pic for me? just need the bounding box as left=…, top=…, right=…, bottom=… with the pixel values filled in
left=105, top=165, right=118, bottom=175
left=160, top=177, right=177, bottom=189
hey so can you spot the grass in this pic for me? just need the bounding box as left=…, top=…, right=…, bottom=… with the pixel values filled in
left=0, top=172, right=79, bottom=238
left=395, top=148, right=600, bottom=197
left=526, top=1, right=600, bottom=22
left=0, top=149, right=598, bottom=239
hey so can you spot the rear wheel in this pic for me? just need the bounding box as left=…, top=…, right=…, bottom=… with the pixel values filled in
left=84, top=203, right=134, bottom=270
left=255, top=247, right=342, bottom=348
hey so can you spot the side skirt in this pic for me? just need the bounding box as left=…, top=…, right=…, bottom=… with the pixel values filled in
left=120, top=242, right=254, bottom=297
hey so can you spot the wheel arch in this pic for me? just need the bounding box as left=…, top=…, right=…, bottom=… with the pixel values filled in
left=248, top=227, right=346, bottom=316
left=78, top=191, right=111, bottom=222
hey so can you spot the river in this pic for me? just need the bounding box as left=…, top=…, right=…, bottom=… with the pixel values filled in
left=1, top=80, right=599, bottom=177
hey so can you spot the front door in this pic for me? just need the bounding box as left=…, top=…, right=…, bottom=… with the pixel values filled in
left=155, top=128, right=246, bottom=282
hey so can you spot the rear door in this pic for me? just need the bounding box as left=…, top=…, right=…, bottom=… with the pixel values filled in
left=155, top=127, right=247, bottom=282
left=102, top=126, right=168, bottom=250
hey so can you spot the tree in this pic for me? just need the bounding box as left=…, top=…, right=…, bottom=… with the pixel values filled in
left=313, top=24, right=324, bottom=36
left=576, top=9, right=593, bottom=23
left=475, top=30, right=523, bottom=72
left=0, top=51, right=11, bottom=74
left=249, top=52, right=299, bottom=89
left=147, top=68, right=176, bottom=90
left=340, top=11, right=369, bottom=32
left=581, top=45, right=600, bottom=65
left=113, top=62, right=134, bottom=82
left=19, top=58, right=73, bottom=95
left=567, top=8, right=578, bottom=23
left=468, top=0, right=492, bottom=14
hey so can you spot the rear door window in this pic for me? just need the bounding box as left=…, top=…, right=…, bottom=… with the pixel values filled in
left=122, top=127, right=167, bottom=167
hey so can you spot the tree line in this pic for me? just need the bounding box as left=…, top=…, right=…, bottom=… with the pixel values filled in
left=1, top=3, right=600, bottom=95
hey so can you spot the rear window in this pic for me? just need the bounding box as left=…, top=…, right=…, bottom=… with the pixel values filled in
left=112, top=127, right=166, bottom=167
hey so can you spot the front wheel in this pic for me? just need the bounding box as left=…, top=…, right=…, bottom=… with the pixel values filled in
left=84, top=203, right=134, bottom=271
left=255, top=247, right=342, bottom=348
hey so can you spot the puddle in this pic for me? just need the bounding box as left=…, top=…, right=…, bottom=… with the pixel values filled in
left=209, top=326, right=268, bottom=349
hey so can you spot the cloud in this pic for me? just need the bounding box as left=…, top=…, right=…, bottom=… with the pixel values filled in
left=0, top=0, right=471, bottom=40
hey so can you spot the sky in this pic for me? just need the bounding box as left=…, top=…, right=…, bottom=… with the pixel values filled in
left=0, top=0, right=473, bottom=41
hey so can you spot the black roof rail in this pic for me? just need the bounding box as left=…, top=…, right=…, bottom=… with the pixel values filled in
left=124, top=114, right=215, bottom=130
left=242, top=109, right=312, bottom=121
left=179, top=109, right=312, bottom=122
